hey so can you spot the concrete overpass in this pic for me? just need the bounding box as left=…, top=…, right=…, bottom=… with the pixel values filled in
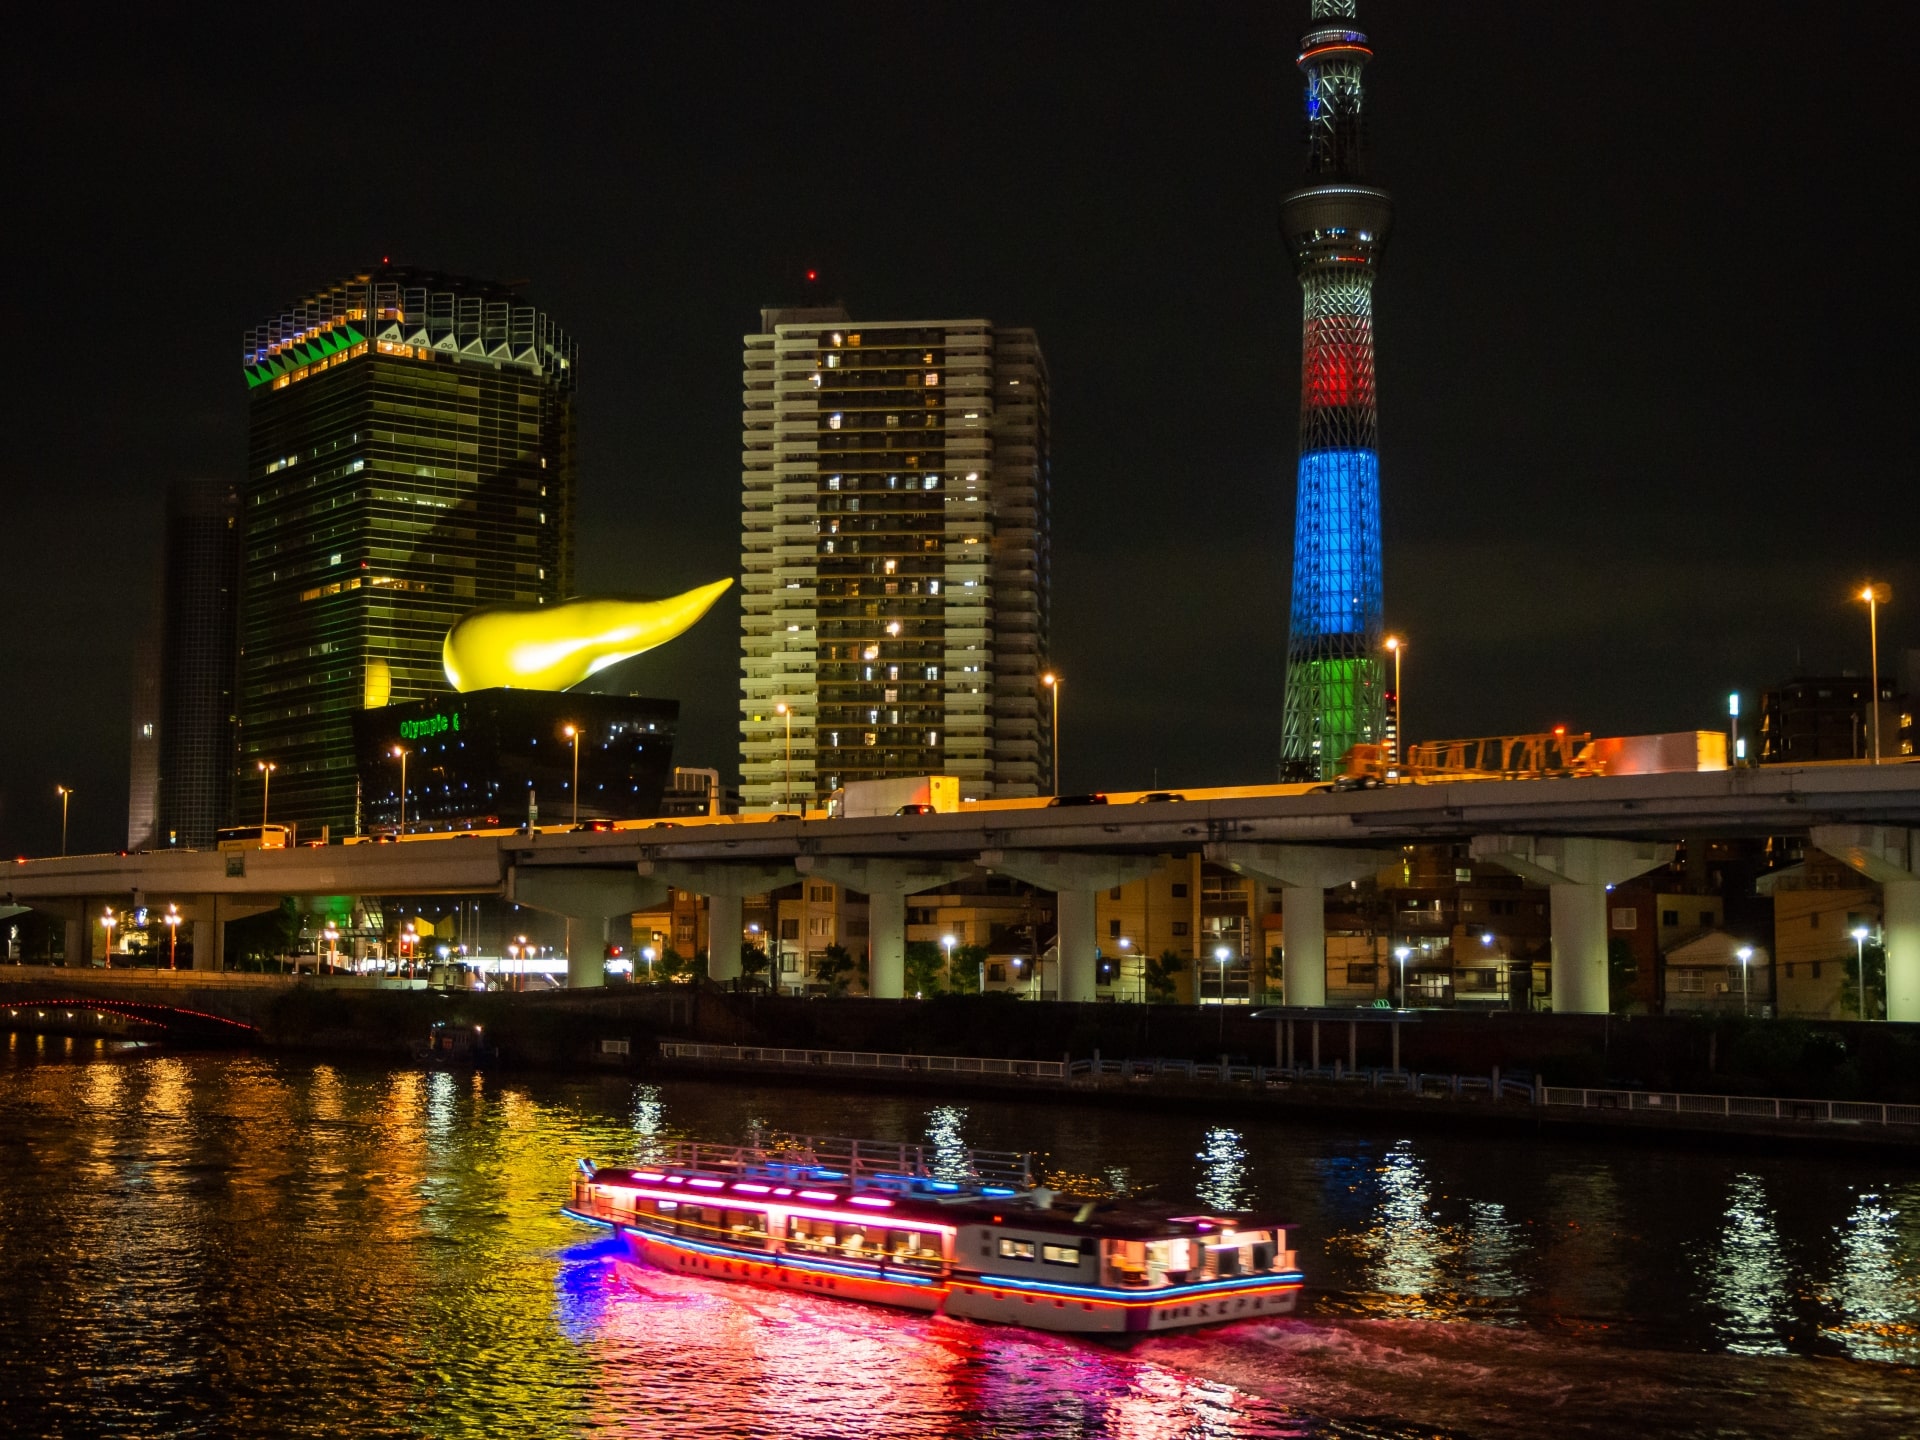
left=7, top=762, right=1920, bottom=1016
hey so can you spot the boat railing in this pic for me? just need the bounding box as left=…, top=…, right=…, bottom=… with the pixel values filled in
left=653, top=1131, right=1033, bottom=1191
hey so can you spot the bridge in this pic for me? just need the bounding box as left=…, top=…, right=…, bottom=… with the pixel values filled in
left=6, top=762, right=1920, bottom=1017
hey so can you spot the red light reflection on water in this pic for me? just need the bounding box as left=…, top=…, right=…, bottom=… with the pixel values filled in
left=558, top=1251, right=1300, bottom=1439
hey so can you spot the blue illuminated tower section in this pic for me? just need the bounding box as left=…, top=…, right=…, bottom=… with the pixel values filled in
left=1279, top=0, right=1392, bottom=778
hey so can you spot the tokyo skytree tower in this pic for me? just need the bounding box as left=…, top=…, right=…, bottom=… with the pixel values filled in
left=1278, top=0, right=1392, bottom=778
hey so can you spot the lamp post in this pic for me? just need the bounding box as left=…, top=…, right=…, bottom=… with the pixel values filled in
left=165, top=903, right=180, bottom=970
left=642, top=945, right=656, bottom=984
left=100, top=907, right=115, bottom=969
left=1394, top=945, right=1412, bottom=1008
left=391, top=747, right=409, bottom=834
left=1728, top=692, right=1742, bottom=766
left=1857, top=583, right=1891, bottom=763
left=257, top=760, right=276, bottom=828
left=324, top=922, right=340, bottom=974
left=772, top=703, right=795, bottom=812
left=1042, top=673, right=1061, bottom=795
left=1384, top=635, right=1404, bottom=771
left=1736, top=945, right=1753, bottom=1017
left=941, top=932, right=958, bottom=991
left=55, top=785, right=72, bottom=857
left=1119, top=936, right=1136, bottom=1003
left=562, top=724, right=581, bottom=824
left=1214, top=944, right=1232, bottom=1040
left=1852, top=925, right=1872, bottom=1020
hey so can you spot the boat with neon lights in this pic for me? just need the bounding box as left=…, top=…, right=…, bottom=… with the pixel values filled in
left=564, top=1133, right=1304, bottom=1335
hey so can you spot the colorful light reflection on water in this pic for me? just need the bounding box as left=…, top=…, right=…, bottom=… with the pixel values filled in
left=4, top=1039, right=1920, bottom=1439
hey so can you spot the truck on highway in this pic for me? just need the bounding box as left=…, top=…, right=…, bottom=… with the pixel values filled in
left=826, top=775, right=961, bottom=819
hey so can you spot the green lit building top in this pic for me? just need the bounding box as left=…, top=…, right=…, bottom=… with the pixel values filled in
left=236, top=266, right=577, bottom=834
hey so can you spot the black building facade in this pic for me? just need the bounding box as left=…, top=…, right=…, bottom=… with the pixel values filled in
left=236, top=267, right=577, bottom=835
left=1758, top=675, right=1912, bottom=764
left=352, top=689, right=678, bottom=831
left=151, top=478, right=242, bottom=848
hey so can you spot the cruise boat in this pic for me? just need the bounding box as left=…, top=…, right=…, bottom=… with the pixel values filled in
left=564, top=1133, right=1304, bottom=1335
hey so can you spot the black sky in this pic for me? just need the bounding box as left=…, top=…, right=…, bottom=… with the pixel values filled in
left=4, top=2, right=1917, bottom=856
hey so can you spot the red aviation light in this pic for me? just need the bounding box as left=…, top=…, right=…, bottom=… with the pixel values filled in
left=806, top=269, right=819, bottom=282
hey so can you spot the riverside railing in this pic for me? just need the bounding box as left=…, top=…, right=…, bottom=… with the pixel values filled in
left=1540, top=1087, right=1920, bottom=1128
left=657, top=1043, right=1920, bottom=1132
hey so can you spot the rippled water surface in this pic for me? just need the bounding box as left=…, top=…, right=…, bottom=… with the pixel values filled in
left=4, top=1036, right=1920, bottom=1438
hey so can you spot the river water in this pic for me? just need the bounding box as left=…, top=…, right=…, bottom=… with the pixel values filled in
left=3, top=1035, right=1918, bottom=1438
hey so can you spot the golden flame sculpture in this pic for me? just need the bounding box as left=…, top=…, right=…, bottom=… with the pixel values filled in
left=441, top=578, right=733, bottom=692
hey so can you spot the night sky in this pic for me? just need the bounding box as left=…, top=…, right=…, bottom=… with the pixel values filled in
left=5, top=2, right=1917, bottom=856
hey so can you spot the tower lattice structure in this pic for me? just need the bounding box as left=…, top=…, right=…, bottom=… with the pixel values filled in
left=1279, top=0, right=1392, bottom=779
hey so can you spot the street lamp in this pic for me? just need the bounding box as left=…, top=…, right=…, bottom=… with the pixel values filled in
left=257, top=760, right=276, bottom=828
left=1728, top=692, right=1742, bottom=766
left=1214, top=945, right=1233, bottom=1039
left=562, top=724, right=581, bottom=824
left=642, top=945, right=656, bottom=983
left=1119, top=936, right=1136, bottom=1002
left=1857, top=583, right=1892, bottom=763
left=100, top=907, right=115, bottom=969
left=324, top=922, right=341, bottom=973
left=1852, top=925, right=1872, bottom=1021
left=1394, top=945, right=1412, bottom=1008
left=55, top=785, right=72, bottom=857
left=1384, top=635, right=1405, bottom=771
left=774, top=703, right=793, bottom=812
left=391, top=747, right=409, bottom=834
left=939, top=932, right=957, bottom=991
left=1735, top=945, right=1753, bottom=1017
left=165, top=903, right=180, bottom=970
left=1042, top=673, right=1061, bottom=796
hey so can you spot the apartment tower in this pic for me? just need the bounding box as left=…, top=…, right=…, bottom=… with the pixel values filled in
left=739, top=307, right=1049, bottom=810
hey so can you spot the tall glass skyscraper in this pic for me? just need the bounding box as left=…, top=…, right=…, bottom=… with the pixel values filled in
left=1279, top=0, right=1392, bottom=779
left=739, top=307, right=1050, bottom=810
left=236, top=267, right=577, bottom=833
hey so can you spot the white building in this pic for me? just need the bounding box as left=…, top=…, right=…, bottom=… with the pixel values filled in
left=739, top=307, right=1050, bottom=809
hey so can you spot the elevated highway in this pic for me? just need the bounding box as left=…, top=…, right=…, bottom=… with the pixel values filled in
left=7, top=763, right=1920, bottom=1016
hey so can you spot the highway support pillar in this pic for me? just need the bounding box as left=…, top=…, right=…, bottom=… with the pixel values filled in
left=977, top=851, right=1162, bottom=1003
left=1469, top=836, right=1672, bottom=1015
left=1810, top=826, right=1920, bottom=1022
left=635, top=861, right=800, bottom=985
left=1206, top=843, right=1398, bottom=1007
left=508, top=869, right=670, bottom=988
left=794, top=858, right=974, bottom=999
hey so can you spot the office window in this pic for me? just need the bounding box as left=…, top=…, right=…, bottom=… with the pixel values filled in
left=1611, top=908, right=1637, bottom=930
left=1108, top=918, right=1121, bottom=938
left=1172, top=921, right=1190, bottom=937
left=1171, top=883, right=1189, bottom=899
left=1662, top=910, right=1679, bottom=927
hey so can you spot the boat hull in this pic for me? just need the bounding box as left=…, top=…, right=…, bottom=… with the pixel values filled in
left=598, top=1218, right=1302, bottom=1335
left=620, top=1225, right=946, bottom=1313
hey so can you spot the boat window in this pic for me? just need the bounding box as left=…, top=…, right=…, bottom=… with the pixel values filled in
left=723, top=1208, right=770, bottom=1248
left=884, top=1228, right=944, bottom=1269
left=1041, top=1244, right=1083, bottom=1267
left=997, top=1238, right=1036, bottom=1261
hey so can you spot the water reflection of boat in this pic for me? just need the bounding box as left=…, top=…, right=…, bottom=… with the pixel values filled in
left=564, top=1133, right=1304, bottom=1336
left=412, top=1021, right=494, bottom=1068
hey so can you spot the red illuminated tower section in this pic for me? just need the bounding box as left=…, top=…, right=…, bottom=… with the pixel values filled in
left=1279, top=0, right=1392, bottom=779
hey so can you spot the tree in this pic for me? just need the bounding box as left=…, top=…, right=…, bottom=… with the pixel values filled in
left=228, top=898, right=301, bottom=971
left=815, top=942, right=857, bottom=996
left=740, top=942, right=770, bottom=990
left=688, top=949, right=710, bottom=982
left=654, top=946, right=687, bottom=984
left=950, top=944, right=989, bottom=994
left=1838, top=938, right=1886, bottom=1021
left=1144, top=948, right=1186, bottom=1003
left=904, top=940, right=945, bottom=996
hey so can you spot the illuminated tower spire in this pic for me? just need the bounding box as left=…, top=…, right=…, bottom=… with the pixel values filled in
left=1279, top=0, right=1392, bottom=778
